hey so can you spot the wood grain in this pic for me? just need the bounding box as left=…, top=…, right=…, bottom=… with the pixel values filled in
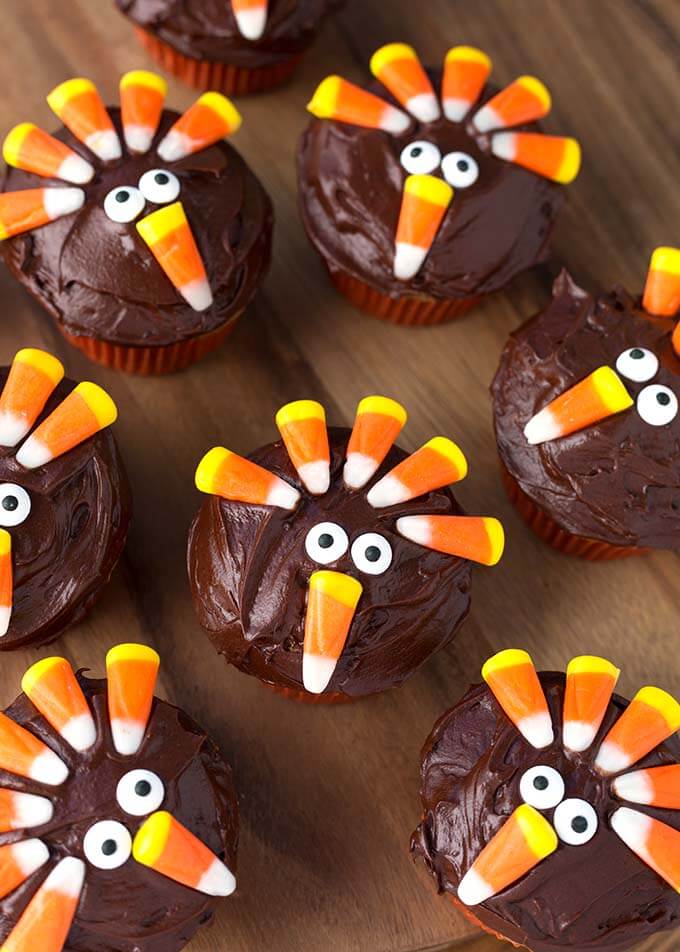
left=0, top=1, right=678, bottom=950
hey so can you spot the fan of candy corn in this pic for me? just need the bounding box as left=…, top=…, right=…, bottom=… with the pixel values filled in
left=0, top=71, right=242, bottom=312
left=0, top=645, right=235, bottom=951
left=456, top=649, right=680, bottom=906
left=195, top=396, right=505, bottom=694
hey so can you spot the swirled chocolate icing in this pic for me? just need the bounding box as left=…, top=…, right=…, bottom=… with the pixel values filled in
left=0, top=675, right=238, bottom=952
left=492, top=271, right=680, bottom=549
left=411, top=673, right=680, bottom=952
left=188, top=428, right=472, bottom=698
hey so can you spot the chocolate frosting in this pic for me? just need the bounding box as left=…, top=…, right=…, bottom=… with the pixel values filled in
left=0, top=675, right=238, bottom=951
left=492, top=271, right=680, bottom=549
left=0, top=369, right=131, bottom=650
left=188, top=427, right=473, bottom=698
left=411, top=673, right=680, bottom=952
left=0, top=108, right=273, bottom=348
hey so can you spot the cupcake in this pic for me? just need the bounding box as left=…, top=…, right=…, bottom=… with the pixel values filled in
left=0, top=644, right=238, bottom=951
left=0, top=347, right=130, bottom=650
left=0, top=72, right=273, bottom=374
left=492, top=247, right=680, bottom=559
left=188, top=396, right=505, bottom=702
left=298, top=43, right=581, bottom=325
left=116, top=0, right=342, bottom=96
left=412, top=648, right=680, bottom=952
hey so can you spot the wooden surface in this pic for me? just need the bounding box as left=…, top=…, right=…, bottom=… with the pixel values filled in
left=0, top=1, right=678, bottom=950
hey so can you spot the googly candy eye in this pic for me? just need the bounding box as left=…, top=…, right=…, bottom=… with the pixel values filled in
left=441, top=152, right=479, bottom=188
left=519, top=765, right=565, bottom=810
left=0, top=484, right=30, bottom=527
left=350, top=533, right=393, bottom=575
left=116, top=769, right=165, bottom=816
left=400, top=141, right=441, bottom=176
left=553, top=798, right=598, bottom=846
left=103, top=186, right=145, bottom=224
left=138, top=169, right=180, bottom=205
left=636, top=385, right=678, bottom=426
left=84, top=819, right=132, bottom=870
left=305, top=522, right=349, bottom=565
left=615, top=348, right=659, bottom=383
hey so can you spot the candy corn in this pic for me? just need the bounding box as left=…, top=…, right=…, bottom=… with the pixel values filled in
left=458, top=804, right=557, bottom=905
left=0, top=712, right=68, bottom=785
left=47, top=78, right=121, bottom=162
left=0, top=187, right=84, bottom=241
left=396, top=515, right=505, bottom=566
left=231, top=0, right=268, bottom=40
left=613, top=765, right=680, bottom=810
left=595, top=685, right=680, bottom=775
left=343, top=396, right=407, bottom=489
left=367, top=436, right=467, bottom=508
left=0, top=530, right=12, bottom=638
left=307, top=77, right=410, bottom=134
left=610, top=808, right=680, bottom=892
left=442, top=46, right=491, bottom=122
left=3, top=123, right=94, bottom=185
left=303, top=571, right=363, bottom=694
left=0, top=348, right=64, bottom=447
left=1, top=856, right=85, bottom=952
left=0, top=840, right=49, bottom=901
left=562, top=655, right=620, bottom=753
left=16, top=382, right=117, bottom=470
left=370, top=44, right=440, bottom=123
left=491, top=132, right=581, bottom=184
left=394, top=174, right=453, bottom=281
left=136, top=202, right=212, bottom=312
left=642, top=246, right=680, bottom=317
left=195, top=446, right=300, bottom=510
left=133, top=811, right=236, bottom=896
left=0, top=790, right=52, bottom=833
left=524, top=367, right=633, bottom=445
left=22, top=657, right=96, bottom=753
left=473, top=76, right=551, bottom=134
left=157, top=92, right=241, bottom=162
left=673, top=321, right=680, bottom=359
left=119, top=70, right=167, bottom=154
left=482, top=649, right=554, bottom=748
left=276, top=400, right=330, bottom=495
left=106, top=643, right=159, bottom=756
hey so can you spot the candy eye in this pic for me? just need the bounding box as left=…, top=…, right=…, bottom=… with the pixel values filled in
left=350, top=532, right=393, bottom=575
left=83, top=820, right=132, bottom=870
left=116, top=769, right=165, bottom=816
left=0, top=484, right=30, bottom=527
left=400, top=141, right=442, bottom=175
left=615, top=348, right=659, bottom=383
left=305, top=522, right=349, bottom=565
left=636, top=385, right=678, bottom=426
left=138, top=169, right=181, bottom=205
left=103, top=186, right=145, bottom=223
left=441, top=151, right=479, bottom=188
left=553, top=798, right=598, bottom=846
left=519, top=765, right=565, bottom=810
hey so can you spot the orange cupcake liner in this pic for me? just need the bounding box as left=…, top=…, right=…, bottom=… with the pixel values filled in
left=260, top=679, right=357, bottom=705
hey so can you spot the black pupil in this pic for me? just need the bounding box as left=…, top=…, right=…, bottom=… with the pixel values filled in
left=630, top=348, right=644, bottom=359
left=318, top=533, right=334, bottom=549
left=365, top=545, right=381, bottom=563
left=154, top=172, right=169, bottom=185
left=115, top=190, right=129, bottom=203
left=2, top=496, right=18, bottom=512
left=533, top=775, right=549, bottom=791
left=135, top=780, right=152, bottom=797
left=657, top=392, right=671, bottom=406
left=411, top=146, right=423, bottom=158
left=456, top=158, right=469, bottom=172
left=102, top=839, right=117, bottom=856
left=571, top=816, right=588, bottom=834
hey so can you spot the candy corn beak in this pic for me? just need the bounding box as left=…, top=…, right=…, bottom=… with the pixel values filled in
left=611, top=808, right=680, bottom=892
left=367, top=436, right=467, bottom=508
left=306, top=77, right=410, bottom=135
left=0, top=711, right=68, bottom=786
left=195, top=446, right=300, bottom=510
left=524, top=367, right=633, bottom=445
left=276, top=400, right=330, bottom=495
left=0, top=856, right=85, bottom=952
left=106, top=643, right=160, bottom=756
left=562, top=655, right=620, bottom=753
left=303, top=571, right=363, bottom=695
left=3, top=123, right=94, bottom=185
left=482, top=649, right=554, bottom=749
left=344, top=395, right=408, bottom=490
left=133, top=811, right=236, bottom=896
left=22, top=657, right=96, bottom=753
left=0, top=840, right=49, bottom=901
left=394, top=175, right=453, bottom=281
left=642, top=246, right=680, bottom=317
left=595, top=685, right=680, bottom=775
left=396, top=515, right=505, bottom=566
left=613, top=765, right=680, bottom=810
left=0, top=187, right=85, bottom=241
left=0, top=348, right=64, bottom=447
left=0, top=529, right=12, bottom=637
left=231, top=0, right=268, bottom=41
left=120, top=70, right=167, bottom=155
left=370, top=43, right=441, bottom=123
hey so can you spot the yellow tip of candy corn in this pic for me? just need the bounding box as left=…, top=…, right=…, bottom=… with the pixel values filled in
left=370, top=43, right=417, bottom=78
left=517, top=75, right=551, bottom=112
left=132, top=810, right=172, bottom=867
left=555, top=138, right=582, bottom=184
left=650, top=247, right=680, bottom=276
left=482, top=517, right=506, bottom=566
left=307, top=76, right=342, bottom=118
left=357, top=395, right=408, bottom=426
left=592, top=366, right=634, bottom=414
left=404, top=174, right=454, bottom=208
left=275, top=400, right=325, bottom=428
left=309, top=570, right=363, bottom=608
left=136, top=201, right=186, bottom=244
left=199, top=92, right=242, bottom=135
left=15, top=348, right=65, bottom=385
left=106, top=643, right=160, bottom=670
left=426, top=436, right=468, bottom=480
left=515, top=803, right=558, bottom=859
left=195, top=446, right=231, bottom=494
left=567, top=656, right=621, bottom=680
left=445, top=46, right=492, bottom=69
left=0, top=529, right=11, bottom=557
left=635, top=686, right=680, bottom=733
left=482, top=648, right=533, bottom=681
left=120, top=70, right=167, bottom=96
left=75, top=382, right=117, bottom=428
left=21, top=656, right=68, bottom=696
left=2, top=123, right=35, bottom=166
left=46, top=77, right=96, bottom=114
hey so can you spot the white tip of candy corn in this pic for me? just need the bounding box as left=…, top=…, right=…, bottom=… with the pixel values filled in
left=302, top=654, right=336, bottom=695
left=16, top=437, right=51, bottom=470
left=60, top=713, right=97, bottom=753
left=123, top=126, right=154, bottom=155
left=394, top=243, right=427, bottom=281
left=519, top=712, right=554, bottom=749
left=298, top=460, right=330, bottom=495
left=86, top=129, right=122, bottom=162
left=197, top=856, right=237, bottom=897
left=344, top=453, right=379, bottom=490
left=30, top=749, right=69, bottom=786
left=13, top=793, right=54, bottom=829
left=443, top=98, right=471, bottom=123
left=610, top=807, right=649, bottom=850
left=234, top=8, right=267, bottom=40
left=43, top=188, right=85, bottom=220
left=562, top=720, right=598, bottom=753
left=266, top=481, right=301, bottom=510
left=407, top=93, right=441, bottom=123
left=594, top=740, right=629, bottom=775
left=367, top=475, right=408, bottom=508
left=181, top=278, right=213, bottom=312
left=13, top=839, right=50, bottom=877
left=156, top=131, right=187, bottom=163
left=0, top=411, right=31, bottom=447
left=48, top=856, right=86, bottom=897
left=381, top=107, right=412, bottom=135
left=612, top=772, right=653, bottom=805
left=58, top=153, right=95, bottom=185
left=0, top=605, right=11, bottom=637
left=458, top=868, right=493, bottom=906
left=111, top=719, right=146, bottom=757
left=524, top=407, right=560, bottom=445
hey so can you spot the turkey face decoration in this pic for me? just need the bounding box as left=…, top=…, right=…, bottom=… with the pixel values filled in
left=0, top=645, right=238, bottom=952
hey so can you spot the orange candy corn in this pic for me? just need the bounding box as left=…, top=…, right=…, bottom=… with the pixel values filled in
left=133, top=811, right=236, bottom=896
left=157, top=92, right=241, bottom=162
left=0, top=530, right=12, bottom=638
left=562, top=655, right=620, bottom=752
left=231, top=0, right=268, bottom=40
left=524, top=367, right=633, bottom=445
left=491, top=131, right=582, bottom=184
left=367, top=436, right=467, bottom=508
left=22, top=657, right=96, bottom=753
left=613, top=765, right=680, bottom=810
left=482, top=649, right=554, bottom=749
left=276, top=400, right=330, bottom=495
left=3, top=123, right=94, bottom=185
left=595, top=685, right=680, bottom=775
left=120, top=70, right=167, bottom=154
left=442, top=46, right=491, bottom=122
left=458, top=804, right=557, bottom=905
left=473, top=76, right=551, bottom=134
left=396, top=515, right=505, bottom=566
left=0, top=711, right=68, bottom=786
left=0, top=187, right=85, bottom=241
left=611, top=808, right=680, bottom=892
left=16, top=381, right=117, bottom=470
left=343, top=395, right=407, bottom=489
left=0, top=348, right=64, bottom=447
left=370, top=44, right=440, bottom=123
left=47, top=78, right=121, bottom=162
left=394, top=174, right=453, bottom=281
left=106, top=644, right=159, bottom=756
left=673, top=321, right=680, bottom=360
left=196, top=446, right=300, bottom=510
left=1, top=856, right=85, bottom=952
left=303, top=571, right=363, bottom=694
left=642, top=246, right=680, bottom=317
left=0, top=790, right=53, bottom=833
left=307, top=77, right=410, bottom=135
left=136, top=202, right=212, bottom=312
left=0, top=840, right=49, bottom=901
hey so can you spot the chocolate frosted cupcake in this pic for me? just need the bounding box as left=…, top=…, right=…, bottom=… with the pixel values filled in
left=492, top=247, right=680, bottom=559
left=116, top=0, right=341, bottom=96
left=188, top=396, right=504, bottom=702
left=0, top=644, right=238, bottom=951
left=412, top=649, right=680, bottom=952
left=298, top=43, right=581, bottom=325
left=0, top=347, right=130, bottom=651
left=0, top=72, right=272, bottom=374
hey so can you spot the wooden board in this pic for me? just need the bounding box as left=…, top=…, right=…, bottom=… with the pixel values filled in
left=0, top=1, right=678, bottom=950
